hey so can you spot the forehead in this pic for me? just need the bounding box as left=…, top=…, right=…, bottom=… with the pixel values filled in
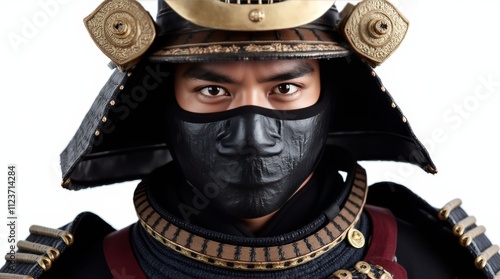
left=175, top=59, right=320, bottom=79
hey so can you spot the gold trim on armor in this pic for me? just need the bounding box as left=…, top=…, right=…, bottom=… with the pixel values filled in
left=0, top=274, right=34, bottom=279
left=453, top=216, right=476, bottom=237
left=332, top=269, right=353, bottom=279
left=2, top=226, right=74, bottom=278
left=61, top=178, right=71, bottom=188
left=16, top=241, right=60, bottom=261
left=425, top=165, right=438, bottom=174
left=4, top=253, right=51, bottom=271
left=29, top=225, right=74, bottom=246
left=331, top=260, right=393, bottom=279
left=164, top=0, right=335, bottom=31
left=152, top=41, right=347, bottom=58
left=84, top=0, right=156, bottom=71
left=347, top=228, right=365, bottom=249
left=339, top=0, right=409, bottom=67
left=437, top=198, right=462, bottom=221
left=475, top=244, right=500, bottom=269
left=438, top=199, right=500, bottom=274
left=135, top=165, right=368, bottom=271
left=459, top=225, right=486, bottom=247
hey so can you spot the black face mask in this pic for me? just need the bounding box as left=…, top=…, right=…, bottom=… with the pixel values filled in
left=167, top=93, right=332, bottom=219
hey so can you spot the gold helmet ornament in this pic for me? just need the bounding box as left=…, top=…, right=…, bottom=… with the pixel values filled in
left=339, top=0, right=409, bottom=67
left=84, top=0, right=409, bottom=71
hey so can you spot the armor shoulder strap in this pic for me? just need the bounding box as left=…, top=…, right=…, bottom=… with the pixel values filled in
left=102, top=224, right=146, bottom=279
left=364, top=205, right=407, bottom=279
left=0, top=212, right=115, bottom=279
left=367, top=182, right=500, bottom=279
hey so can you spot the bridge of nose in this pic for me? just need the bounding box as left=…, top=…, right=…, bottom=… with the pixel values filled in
left=217, top=114, right=283, bottom=156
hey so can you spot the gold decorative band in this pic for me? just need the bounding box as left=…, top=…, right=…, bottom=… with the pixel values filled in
left=152, top=41, right=348, bottom=59
left=135, top=165, right=368, bottom=271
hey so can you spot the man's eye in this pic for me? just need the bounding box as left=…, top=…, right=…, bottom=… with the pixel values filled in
left=200, top=86, right=228, bottom=97
left=272, top=84, right=300, bottom=95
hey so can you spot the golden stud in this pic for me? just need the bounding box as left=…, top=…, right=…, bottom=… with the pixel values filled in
left=332, top=269, right=353, bottom=279
left=369, top=18, right=390, bottom=38
left=61, top=178, right=71, bottom=188
left=119, top=85, right=125, bottom=90
left=474, top=244, right=499, bottom=269
left=438, top=199, right=462, bottom=221
left=110, top=99, right=116, bottom=106
left=249, top=9, right=265, bottom=23
left=95, top=130, right=101, bottom=136
left=102, top=116, right=107, bottom=123
left=460, top=226, right=486, bottom=247
left=391, top=102, right=396, bottom=108
left=355, top=261, right=371, bottom=274
left=347, top=228, right=365, bottom=249
left=453, top=216, right=476, bottom=237
left=380, top=86, right=386, bottom=92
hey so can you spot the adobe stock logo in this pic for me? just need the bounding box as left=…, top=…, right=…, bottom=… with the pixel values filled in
left=7, top=0, right=70, bottom=53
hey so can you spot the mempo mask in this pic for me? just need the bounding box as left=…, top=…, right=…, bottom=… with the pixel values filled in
left=167, top=92, right=332, bottom=219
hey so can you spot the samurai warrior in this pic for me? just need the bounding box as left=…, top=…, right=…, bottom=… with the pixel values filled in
left=2, top=0, right=500, bottom=278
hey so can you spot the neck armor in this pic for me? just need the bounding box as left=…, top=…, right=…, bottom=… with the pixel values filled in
left=133, top=152, right=369, bottom=273
left=166, top=92, right=332, bottom=218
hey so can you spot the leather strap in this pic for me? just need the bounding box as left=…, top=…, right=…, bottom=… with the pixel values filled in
left=103, top=225, right=147, bottom=279
left=364, top=205, right=408, bottom=279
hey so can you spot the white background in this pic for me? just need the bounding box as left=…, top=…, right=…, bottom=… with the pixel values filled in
left=1, top=0, right=499, bottom=257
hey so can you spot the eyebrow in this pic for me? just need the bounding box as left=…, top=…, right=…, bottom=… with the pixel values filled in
left=182, top=60, right=316, bottom=84
left=182, top=65, right=235, bottom=83
left=258, top=61, right=315, bottom=83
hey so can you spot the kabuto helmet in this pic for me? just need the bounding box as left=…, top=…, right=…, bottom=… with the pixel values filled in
left=60, top=0, right=436, bottom=190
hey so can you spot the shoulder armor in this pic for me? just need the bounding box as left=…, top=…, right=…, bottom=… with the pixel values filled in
left=0, top=212, right=114, bottom=279
left=367, top=182, right=500, bottom=279
left=437, top=198, right=500, bottom=278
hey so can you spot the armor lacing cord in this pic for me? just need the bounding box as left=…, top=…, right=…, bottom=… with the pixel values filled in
left=135, top=165, right=369, bottom=271
left=16, top=241, right=60, bottom=262
left=2, top=254, right=51, bottom=272
left=0, top=274, right=33, bottom=279
left=0, top=225, right=73, bottom=279
left=438, top=199, right=500, bottom=277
